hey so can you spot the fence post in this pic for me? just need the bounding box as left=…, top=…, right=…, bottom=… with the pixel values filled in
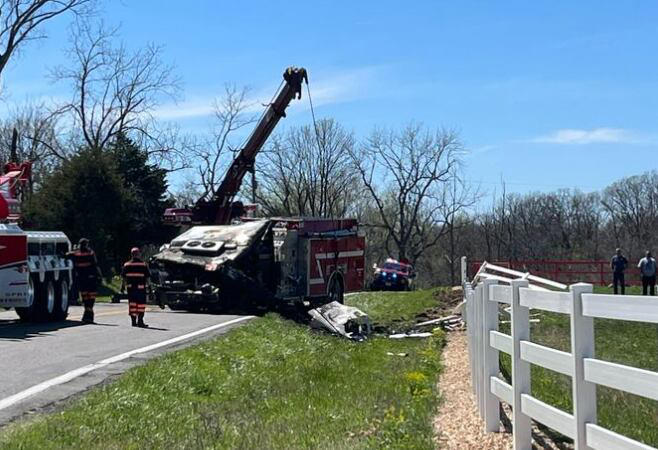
left=474, top=283, right=484, bottom=415
left=464, top=282, right=474, bottom=392
left=511, top=279, right=532, bottom=450
left=482, top=279, right=500, bottom=432
left=461, top=256, right=468, bottom=286
left=570, top=283, right=596, bottom=450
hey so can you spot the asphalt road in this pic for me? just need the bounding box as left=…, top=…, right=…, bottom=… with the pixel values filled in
left=0, top=303, right=252, bottom=425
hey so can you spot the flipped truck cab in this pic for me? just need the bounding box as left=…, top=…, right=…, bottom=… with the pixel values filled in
left=151, top=218, right=365, bottom=311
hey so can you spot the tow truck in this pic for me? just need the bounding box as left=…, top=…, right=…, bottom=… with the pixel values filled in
left=0, top=131, right=73, bottom=322
left=151, top=67, right=366, bottom=310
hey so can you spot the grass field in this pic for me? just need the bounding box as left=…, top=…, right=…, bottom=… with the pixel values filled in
left=499, top=288, right=658, bottom=447
left=0, top=289, right=448, bottom=449
left=95, top=277, right=122, bottom=303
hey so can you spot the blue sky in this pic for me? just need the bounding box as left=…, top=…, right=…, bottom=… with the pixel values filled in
left=2, top=1, right=658, bottom=202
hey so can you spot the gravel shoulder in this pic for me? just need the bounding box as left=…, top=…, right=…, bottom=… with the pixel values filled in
left=434, top=331, right=512, bottom=449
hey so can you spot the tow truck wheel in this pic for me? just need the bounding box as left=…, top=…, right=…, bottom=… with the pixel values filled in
left=15, top=276, right=38, bottom=322
left=327, top=275, right=344, bottom=304
left=35, top=279, right=56, bottom=322
left=54, top=278, right=70, bottom=321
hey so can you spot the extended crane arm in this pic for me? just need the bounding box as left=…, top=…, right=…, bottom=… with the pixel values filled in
left=190, top=66, right=308, bottom=225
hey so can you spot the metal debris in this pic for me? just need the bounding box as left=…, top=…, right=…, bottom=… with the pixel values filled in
left=415, top=314, right=460, bottom=327
left=413, top=314, right=466, bottom=332
left=308, top=301, right=372, bottom=341
left=389, top=332, right=433, bottom=339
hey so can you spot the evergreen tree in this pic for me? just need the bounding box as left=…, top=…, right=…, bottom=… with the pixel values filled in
left=25, top=134, right=176, bottom=275
left=24, top=148, right=130, bottom=275
left=108, top=133, right=174, bottom=251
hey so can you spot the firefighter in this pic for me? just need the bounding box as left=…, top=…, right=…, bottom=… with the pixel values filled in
left=121, top=247, right=151, bottom=328
left=68, top=238, right=100, bottom=323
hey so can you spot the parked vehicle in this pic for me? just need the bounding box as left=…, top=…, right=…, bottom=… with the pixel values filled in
left=370, top=258, right=415, bottom=291
left=0, top=130, right=74, bottom=322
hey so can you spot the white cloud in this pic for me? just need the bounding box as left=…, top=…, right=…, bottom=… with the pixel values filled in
left=529, top=128, right=651, bottom=145
left=152, top=66, right=385, bottom=121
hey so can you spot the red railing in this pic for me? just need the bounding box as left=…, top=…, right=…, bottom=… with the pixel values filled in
left=470, top=260, right=641, bottom=286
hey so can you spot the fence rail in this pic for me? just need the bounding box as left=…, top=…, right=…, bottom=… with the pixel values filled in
left=469, top=259, right=648, bottom=286
left=461, top=257, right=658, bottom=450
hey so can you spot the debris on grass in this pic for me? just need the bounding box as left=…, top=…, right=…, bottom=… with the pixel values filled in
left=389, top=332, right=433, bottom=339
left=308, top=301, right=372, bottom=341
left=415, top=314, right=460, bottom=327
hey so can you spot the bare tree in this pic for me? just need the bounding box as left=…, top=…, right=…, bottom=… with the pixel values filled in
left=191, top=85, right=256, bottom=199
left=170, top=179, right=202, bottom=208
left=0, top=0, right=93, bottom=80
left=601, top=172, right=658, bottom=257
left=0, top=101, right=62, bottom=190
left=349, top=123, right=462, bottom=263
left=257, top=118, right=360, bottom=218
left=50, top=21, right=185, bottom=168
left=440, top=176, right=481, bottom=285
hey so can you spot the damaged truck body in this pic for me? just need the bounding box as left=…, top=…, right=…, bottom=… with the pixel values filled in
left=151, top=218, right=366, bottom=311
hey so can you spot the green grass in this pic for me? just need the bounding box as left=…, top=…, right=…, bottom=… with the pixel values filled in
left=347, top=288, right=445, bottom=329
left=500, top=306, right=658, bottom=447
left=0, top=291, right=446, bottom=449
left=593, top=285, right=645, bottom=295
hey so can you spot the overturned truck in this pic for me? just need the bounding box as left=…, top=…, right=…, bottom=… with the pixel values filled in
left=151, top=217, right=366, bottom=311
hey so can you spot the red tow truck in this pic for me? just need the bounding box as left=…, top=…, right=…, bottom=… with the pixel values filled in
left=0, top=136, right=73, bottom=322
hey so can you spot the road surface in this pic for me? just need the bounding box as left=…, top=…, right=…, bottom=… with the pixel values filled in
left=0, top=303, right=252, bottom=425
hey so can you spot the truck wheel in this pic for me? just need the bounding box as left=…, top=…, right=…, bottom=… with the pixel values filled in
left=53, top=278, right=70, bottom=321
left=327, top=275, right=344, bottom=304
left=15, top=276, right=38, bottom=322
left=35, top=279, right=56, bottom=322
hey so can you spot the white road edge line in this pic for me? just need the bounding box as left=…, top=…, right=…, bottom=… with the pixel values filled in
left=0, top=315, right=255, bottom=412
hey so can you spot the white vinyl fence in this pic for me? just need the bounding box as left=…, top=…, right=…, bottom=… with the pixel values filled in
left=461, top=257, right=658, bottom=450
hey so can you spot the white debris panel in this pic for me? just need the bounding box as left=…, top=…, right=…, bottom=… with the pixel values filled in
left=308, top=301, right=372, bottom=341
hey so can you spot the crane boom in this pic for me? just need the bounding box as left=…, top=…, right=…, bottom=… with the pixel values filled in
left=190, top=66, right=308, bottom=225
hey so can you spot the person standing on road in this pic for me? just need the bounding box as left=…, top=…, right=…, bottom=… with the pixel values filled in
left=637, top=250, right=657, bottom=296
left=121, top=247, right=151, bottom=328
left=611, top=248, right=628, bottom=295
left=68, top=238, right=101, bottom=323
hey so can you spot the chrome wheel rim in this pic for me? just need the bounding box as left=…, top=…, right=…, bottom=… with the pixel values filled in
left=60, top=281, right=69, bottom=313
left=46, top=282, right=55, bottom=314
left=26, top=277, right=35, bottom=307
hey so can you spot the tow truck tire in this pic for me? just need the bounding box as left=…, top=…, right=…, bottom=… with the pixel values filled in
left=15, top=276, right=38, bottom=322
left=34, top=278, right=56, bottom=322
left=54, top=278, right=70, bottom=321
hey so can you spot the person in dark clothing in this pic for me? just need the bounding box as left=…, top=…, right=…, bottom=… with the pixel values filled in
left=637, top=250, right=657, bottom=296
left=68, top=238, right=101, bottom=323
left=611, top=248, right=628, bottom=295
left=121, top=247, right=151, bottom=328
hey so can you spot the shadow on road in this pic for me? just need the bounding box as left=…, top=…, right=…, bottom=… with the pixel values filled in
left=0, top=319, right=88, bottom=341
left=136, top=326, right=169, bottom=331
